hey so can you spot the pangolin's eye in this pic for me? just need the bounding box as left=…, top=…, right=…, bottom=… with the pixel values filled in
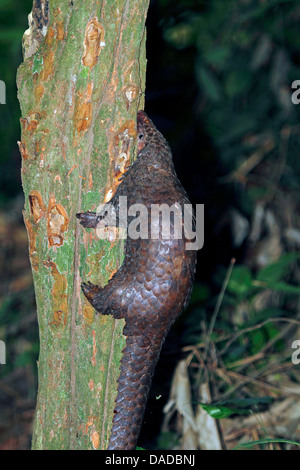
left=138, top=133, right=144, bottom=140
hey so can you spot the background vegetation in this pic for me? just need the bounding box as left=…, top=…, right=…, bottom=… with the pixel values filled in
left=0, top=0, right=300, bottom=449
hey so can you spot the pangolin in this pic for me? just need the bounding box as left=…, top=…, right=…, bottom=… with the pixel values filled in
left=76, top=110, right=197, bottom=450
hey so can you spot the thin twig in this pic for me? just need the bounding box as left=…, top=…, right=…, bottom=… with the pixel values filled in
left=220, top=316, right=300, bottom=355
left=206, top=258, right=236, bottom=348
left=214, top=365, right=300, bottom=401
left=180, top=316, right=300, bottom=356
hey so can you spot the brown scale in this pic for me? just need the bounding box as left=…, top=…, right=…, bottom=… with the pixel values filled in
left=77, top=110, right=197, bottom=450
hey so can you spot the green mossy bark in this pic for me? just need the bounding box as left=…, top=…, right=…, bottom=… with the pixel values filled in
left=17, top=0, right=149, bottom=450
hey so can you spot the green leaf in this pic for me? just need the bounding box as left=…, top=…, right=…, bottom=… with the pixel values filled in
left=250, top=329, right=265, bottom=355
left=227, top=266, right=253, bottom=296
left=256, top=252, right=300, bottom=284
left=267, top=282, right=300, bottom=294
left=203, top=46, right=231, bottom=69
left=199, top=403, right=250, bottom=419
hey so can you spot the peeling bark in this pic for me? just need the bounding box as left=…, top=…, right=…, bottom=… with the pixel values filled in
left=17, top=0, right=149, bottom=450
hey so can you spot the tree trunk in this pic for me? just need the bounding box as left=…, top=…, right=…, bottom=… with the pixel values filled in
left=17, top=0, right=149, bottom=450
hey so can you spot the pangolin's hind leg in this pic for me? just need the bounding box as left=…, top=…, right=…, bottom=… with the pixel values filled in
left=81, top=281, right=104, bottom=311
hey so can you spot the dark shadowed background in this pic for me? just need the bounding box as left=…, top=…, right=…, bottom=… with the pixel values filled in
left=0, top=0, right=300, bottom=450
